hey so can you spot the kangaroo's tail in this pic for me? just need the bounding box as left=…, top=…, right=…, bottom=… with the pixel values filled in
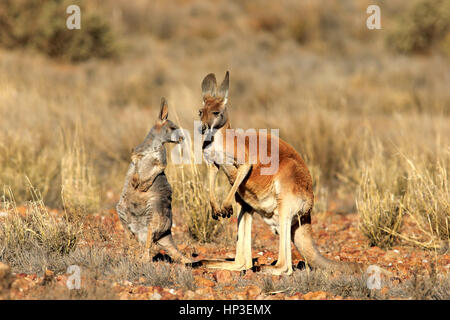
left=292, top=213, right=365, bottom=273
left=157, top=233, right=193, bottom=264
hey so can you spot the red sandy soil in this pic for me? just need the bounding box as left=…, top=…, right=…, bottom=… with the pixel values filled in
left=2, top=206, right=449, bottom=300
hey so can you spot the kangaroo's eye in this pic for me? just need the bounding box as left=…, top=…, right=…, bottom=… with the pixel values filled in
left=198, top=110, right=203, bottom=116
left=213, top=111, right=220, bottom=116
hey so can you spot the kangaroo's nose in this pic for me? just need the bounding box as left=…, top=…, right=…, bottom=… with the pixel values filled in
left=201, top=123, right=208, bottom=134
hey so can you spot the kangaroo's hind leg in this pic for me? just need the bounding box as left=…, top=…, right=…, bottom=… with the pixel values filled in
left=258, top=203, right=293, bottom=275
left=199, top=204, right=254, bottom=271
left=149, top=207, right=193, bottom=264
left=142, top=225, right=156, bottom=261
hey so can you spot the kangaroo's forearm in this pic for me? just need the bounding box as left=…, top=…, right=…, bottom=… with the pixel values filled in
left=223, top=164, right=251, bottom=207
left=208, top=164, right=220, bottom=208
left=137, top=165, right=165, bottom=192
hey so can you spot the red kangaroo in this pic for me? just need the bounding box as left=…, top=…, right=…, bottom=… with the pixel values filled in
left=198, top=71, right=363, bottom=275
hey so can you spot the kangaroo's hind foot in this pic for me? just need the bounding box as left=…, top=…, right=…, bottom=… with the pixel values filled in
left=157, top=233, right=193, bottom=264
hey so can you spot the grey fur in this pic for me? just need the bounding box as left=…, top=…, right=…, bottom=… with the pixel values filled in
left=116, top=98, right=191, bottom=263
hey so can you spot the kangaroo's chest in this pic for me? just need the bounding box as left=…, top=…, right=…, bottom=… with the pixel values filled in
left=203, top=135, right=279, bottom=216
left=203, top=139, right=238, bottom=183
left=203, top=139, right=233, bottom=164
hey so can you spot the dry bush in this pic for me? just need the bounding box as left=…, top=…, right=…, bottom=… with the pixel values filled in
left=260, top=267, right=449, bottom=299
left=259, top=270, right=372, bottom=299
left=0, top=0, right=118, bottom=61
left=61, top=132, right=100, bottom=218
left=0, top=184, right=80, bottom=271
left=387, top=0, right=450, bottom=55
left=308, top=164, right=329, bottom=214
left=0, top=136, right=60, bottom=206
left=390, top=263, right=449, bottom=300
left=0, top=79, right=61, bottom=204
left=356, top=142, right=406, bottom=248
left=34, top=273, right=118, bottom=300
left=400, top=151, right=449, bottom=249
left=357, top=137, right=449, bottom=250
left=63, top=246, right=197, bottom=291
left=168, top=156, right=225, bottom=243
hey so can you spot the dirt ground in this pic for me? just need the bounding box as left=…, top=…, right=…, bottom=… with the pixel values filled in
left=1, top=204, right=448, bottom=300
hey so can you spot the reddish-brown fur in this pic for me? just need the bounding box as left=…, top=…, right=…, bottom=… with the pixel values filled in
left=198, top=72, right=363, bottom=275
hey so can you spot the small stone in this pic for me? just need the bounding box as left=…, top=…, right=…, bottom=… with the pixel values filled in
left=11, top=278, right=28, bottom=291
left=42, top=269, right=54, bottom=285
left=44, top=269, right=54, bottom=278
left=303, top=291, right=329, bottom=300
left=213, top=270, right=232, bottom=283
left=0, top=263, right=11, bottom=280
left=184, top=290, right=196, bottom=299
left=245, top=285, right=262, bottom=298
left=195, top=287, right=214, bottom=296
left=194, top=276, right=215, bottom=288
left=196, top=247, right=208, bottom=255
left=0, top=263, right=12, bottom=292
left=151, top=292, right=162, bottom=300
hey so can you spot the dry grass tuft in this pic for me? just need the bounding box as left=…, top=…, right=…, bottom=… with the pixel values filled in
left=399, top=150, right=449, bottom=249
left=61, top=132, right=100, bottom=218
left=166, top=130, right=226, bottom=243
left=0, top=183, right=80, bottom=271
left=356, top=142, right=405, bottom=248
left=357, top=140, right=449, bottom=250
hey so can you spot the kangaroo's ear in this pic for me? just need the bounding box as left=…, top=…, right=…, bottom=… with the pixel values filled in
left=217, top=71, right=229, bottom=103
left=159, top=97, right=169, bottom=121
left=201, top=73, right=217, bottom=100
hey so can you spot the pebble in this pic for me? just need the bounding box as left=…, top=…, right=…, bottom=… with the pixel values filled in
left=151, top=292, right=162, bottom=300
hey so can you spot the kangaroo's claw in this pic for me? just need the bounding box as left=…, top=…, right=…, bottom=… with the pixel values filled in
left=211, top=205, right=221, bottom=220
left=220, top=204, right=233, bottom=218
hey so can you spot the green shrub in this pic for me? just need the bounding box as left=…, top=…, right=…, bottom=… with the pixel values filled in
left=387, top=0, right=450, bottom=54
left=0, top=0, right=118, bottom=62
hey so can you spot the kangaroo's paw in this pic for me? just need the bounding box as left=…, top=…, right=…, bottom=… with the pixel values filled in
left=219, top=203, right=233, bottom=218
left=198, top=259, right=251, bottom=271
left=255, top=264, right=293, bottom=276
left=211, top=205, right=222, bottom=220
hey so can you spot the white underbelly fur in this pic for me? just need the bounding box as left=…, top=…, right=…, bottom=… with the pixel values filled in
left=263, top=215, right=280, bottom=235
